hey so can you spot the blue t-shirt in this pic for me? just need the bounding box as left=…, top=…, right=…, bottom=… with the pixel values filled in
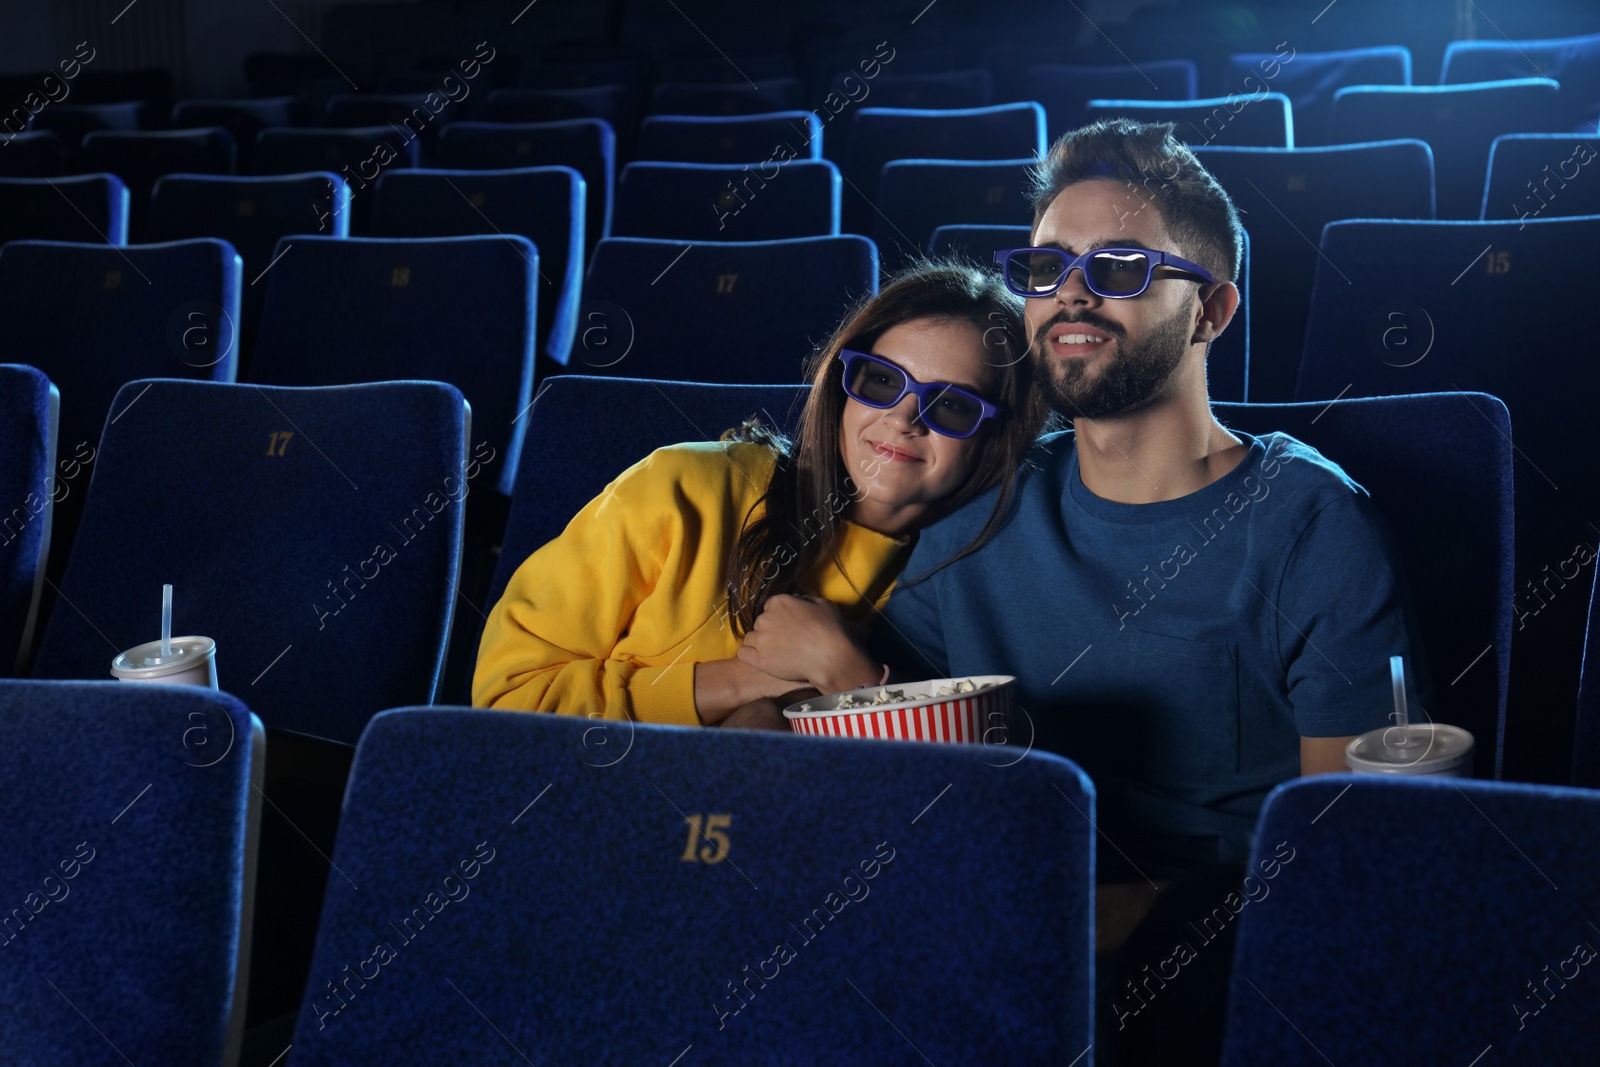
left=875, top=430, right=1427, bottom=880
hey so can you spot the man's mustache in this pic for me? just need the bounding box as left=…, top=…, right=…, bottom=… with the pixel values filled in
left=1033, top=311, right=1125, bottom=351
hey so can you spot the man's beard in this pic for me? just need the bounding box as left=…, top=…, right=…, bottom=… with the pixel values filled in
left=1031, top=305, right=1192, bottom=420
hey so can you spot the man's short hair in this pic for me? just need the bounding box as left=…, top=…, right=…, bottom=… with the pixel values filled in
left=1028, top=119, right=1245, bottom=284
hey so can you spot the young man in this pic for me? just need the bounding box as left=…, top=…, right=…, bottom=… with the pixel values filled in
left=871, top=120, right=1429, bottom=1064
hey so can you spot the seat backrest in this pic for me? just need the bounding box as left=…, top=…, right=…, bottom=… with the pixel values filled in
left=1326, top=79, right=1561, bottom=218
left=872, top=157, right=1033, bottom=273
left=1442, top=31, right=1600, bottom=131
left=30, top=379, right=468, bottom=745
left=147, top=172, right=351, bottom=362
left=1225, top=46, right=1411, bottom=146
left=435, top=119, right=615, bottom=255
left=0, top=131, right=64, bottom=177
left=480, top=86, right=635, bottom=142
left=368, top=166, right=584, bottom=368
left=1577, top=570, right=1600, bottom=787
left=635, top=111, right=823, bottom=164
left=578, top=234, right=877, bottom=382
left=80, top=127, right=238, bottom=240
left=250, top=234, right=534, bottom=495
left=1221, top=775, right=1600, bottom=1064
left=0, top=238, right=240, bottom=456
left=649, top=77, right=802, bottom=116
left=0, top=364, right=57, bottom=675
left=1295, top=214, right=1598, bottom=780
left=613, top=159, right=840, bottom=242
left=834, top=103, right=1047, bottom=236
left=0, top=174, right=129, bottom=245
left=0, top=678, right=262, bottom=1067
left=1213, top=392, right=1513, bottom=777
left=1084, top=93, right=1294, bottom=149
left=926, top=221, right=1030, bottom=263
left=286, top=707, right=1095, bottom=1065
left=1195, top=140, right=1435, bottom=401
left=487, top=375, right=808, bottom=611
left=1481, top=133, right=1600, bottom=222
left=1027, top=59, right=1199, bottom=141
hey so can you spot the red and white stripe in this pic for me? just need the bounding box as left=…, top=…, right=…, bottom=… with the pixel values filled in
left=789, top=695, right=1001, bottom=744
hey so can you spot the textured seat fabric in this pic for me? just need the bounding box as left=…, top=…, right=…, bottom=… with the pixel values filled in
left=1222, top=775, right=1600, bottom=1064
left=1195, top=140, right=1435, bottom=401
left=369, top=166, right=583, bottom=366
left=649, top=77, right=803, bottom=116
left=1480, top=133, right=1600, bottom=222
left=0, top=174, right=129, bottom=245
left=1213, top=393, right=1513, bottom=778
left=250, top=234, right=536, bottom=495
left=0, top=238, right=240, bottom=458
left=833, top=103, right=1047, bottom=237
left=486, top=376, right=810, bottom=613
left=0, top=679, right=262, bottom=1067
left=872, top=158, right=1034, bottom=273
left=1296, top=215, right=1600, bottom=782
left=0, top=365, right=56, bottom=675
left=146, top=172, right=351, bottom=366
left=79, top=127, right=237, bottom=239
left=1326, top=79, right=1561, bottom=218
left=579, top=235, right=876, bottom=382
left=30, top=379, right=467, bottom=745
left=0, top=131, right=64, bottom=177
left=613, top=159, right=840, bottom=242
left=1442, top=31, right=1600, bottom=133
left=286, top=708, right=1095, bottom=1066
left=253, top=126, right=418, bottom=232
left=1027, top=60, right=1199, bottom=142
left=1084, top=94, right=1294, bottom=149
left=1225, top=46, right=1411, bottom=146
left=1576, top=571, right=1600, bottom=787
left=435, top=119, right=615, bottom=255
left=636, top=111, right=824, bottom=163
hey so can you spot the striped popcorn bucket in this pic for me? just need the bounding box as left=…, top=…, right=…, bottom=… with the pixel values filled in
left=783, top=676, right=1014, bottom=745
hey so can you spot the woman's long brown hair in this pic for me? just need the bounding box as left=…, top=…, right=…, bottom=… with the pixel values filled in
left=723, top=260, right=1053, bottom=636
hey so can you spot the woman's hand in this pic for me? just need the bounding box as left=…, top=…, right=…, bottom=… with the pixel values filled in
left=693, top=657, right=800, bottom=725
left=737, top=595, right=883, bottom=695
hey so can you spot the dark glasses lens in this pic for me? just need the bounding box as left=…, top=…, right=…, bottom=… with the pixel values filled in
left=1003, top=249, right=1066, bottom=295
left=840, top=352, right=991, bottom=438
left=1086, top=249, right=1153, bottom=295
left=844, top=355, right=907, bottom=406
left=919, top=386, right=985, bottom=436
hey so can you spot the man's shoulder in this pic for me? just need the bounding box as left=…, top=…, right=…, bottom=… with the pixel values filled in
left=1247, top=431, right=1370, bottom=504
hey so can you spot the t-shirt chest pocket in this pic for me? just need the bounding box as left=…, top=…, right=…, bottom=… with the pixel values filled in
left=1115, top=630, right=1241, bottom=779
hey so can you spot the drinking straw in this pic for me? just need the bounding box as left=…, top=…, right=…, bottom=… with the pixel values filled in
left=161, top=584, right=172, bottom=660
left=1390, top=654, right=1409, bottom=731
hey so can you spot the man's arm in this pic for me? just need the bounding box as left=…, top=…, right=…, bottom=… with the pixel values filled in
left=1301, top=735, right=1357, bottom=776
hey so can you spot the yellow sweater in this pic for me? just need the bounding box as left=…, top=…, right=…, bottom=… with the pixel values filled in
left=473, top=441, right=915, bottom=723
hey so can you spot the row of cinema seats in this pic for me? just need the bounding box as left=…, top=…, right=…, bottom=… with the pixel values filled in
left=3, top=556, right=1600, bottom=1064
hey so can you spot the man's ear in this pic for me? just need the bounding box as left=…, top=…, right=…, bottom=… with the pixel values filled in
left=1191, top=280, right=1240, bottom=344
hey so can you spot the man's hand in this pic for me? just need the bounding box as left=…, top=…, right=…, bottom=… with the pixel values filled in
left=1300, top=735, right=1357, bottom=775
left=720, top=688, right=820, bottom=732
left=694, top=657, right=806, bottom=725
left=737, top=595, right=881, bottom=693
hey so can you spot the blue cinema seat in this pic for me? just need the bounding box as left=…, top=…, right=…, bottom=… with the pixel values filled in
left=1222, top=775, right=1600, bottom=1064
left=612, top=159, right=840, bottom=241
left=0, top=173, right=129, bottom=244
left=0, top=680, right=263, bottom=1067
left=435, top=119, right=615, bottom=255
left=253, top=126, right=419, bottom=232
left=1576, top=570, right=1600, bottom=787
left=79, top=127, right=237, bottom=239
left=0, top=364, right=56, bottom=676
left=249, top=234, right=535, bottom=495
left=0, top=131, right=63, bottom=177
left=480, top=86, right=636, bottom=146
left=1027, top=59, right=1199, bottom=142
left=1326, top=79, right=1561, bottom=218
left=635, top=111, right=824, bottom=163
left=1225, top=46, right=1411, bottom=146
left=1297, top=214, right=1600, bottom=782
left=1442, top=31, right=1600, bottom=133
left=1084, top=94, right=1295, bottom=149
left=284, top=708, right=1095, bottom=1065
left=833, top=103, right=1047, bottom=237
left=170, top=96, right=305, bottom=171
left=872, top=158, right=1034, bottom=273
left=578, top=235, right=877, bottom=382
left=1481, top=133, right=1600, bottom=222
left=1195, top=140, right=1435, bottom=401
left=368, top=166, right=583, bottom=368
left=649, top=77, right=803, bottom=116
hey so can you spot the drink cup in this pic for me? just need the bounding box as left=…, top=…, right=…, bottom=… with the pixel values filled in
left=1344, top=722, right=1474, bottom=777
left=111, top=635, right=218, bottom=689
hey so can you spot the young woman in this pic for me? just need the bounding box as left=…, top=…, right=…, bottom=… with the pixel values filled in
left=473, top=262, right=1051, bottom=724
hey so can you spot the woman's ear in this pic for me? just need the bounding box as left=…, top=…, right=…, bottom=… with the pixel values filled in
left=1191, top=280, right=1240, bottom=344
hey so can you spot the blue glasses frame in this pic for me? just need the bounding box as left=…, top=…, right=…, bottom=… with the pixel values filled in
left=838, top=349, right=1002, bottom=439
left=993, top=246, right=1217, bottom=299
